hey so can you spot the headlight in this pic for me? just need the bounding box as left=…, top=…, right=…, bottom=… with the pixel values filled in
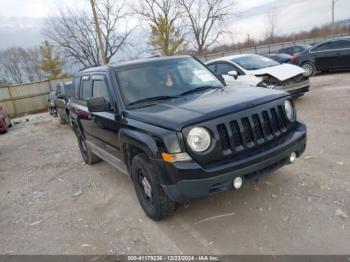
left=284, top=100, right=295, bottom=121
left=187, top=127, right=211, bottom=152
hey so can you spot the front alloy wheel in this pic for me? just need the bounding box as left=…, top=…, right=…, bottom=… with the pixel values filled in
left=302, top=62, right=316, bottom=76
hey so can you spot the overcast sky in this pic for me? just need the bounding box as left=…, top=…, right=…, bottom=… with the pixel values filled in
left=0, top=0, right=349, bottom=50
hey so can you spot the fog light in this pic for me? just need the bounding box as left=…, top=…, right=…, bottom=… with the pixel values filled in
left=233, top=177, right=243, bottom=189
left=289, top=152, right=297, bottom=163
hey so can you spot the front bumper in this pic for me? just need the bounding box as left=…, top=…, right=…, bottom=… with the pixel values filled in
left=279, top=80, right=310, bottom=97
left=288, top=86, right=310, bottom=97
left=161, top=122, right=306, bottom=202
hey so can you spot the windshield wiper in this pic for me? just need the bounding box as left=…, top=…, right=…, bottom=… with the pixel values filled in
left=179, top=85, right=222, bottom=97
left=127, top=95, right=178, bottom=107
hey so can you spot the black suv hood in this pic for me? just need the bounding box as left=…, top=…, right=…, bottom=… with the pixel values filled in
left=123, top=86, right=289, bottom=131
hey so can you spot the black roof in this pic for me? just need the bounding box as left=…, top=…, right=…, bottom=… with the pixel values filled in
left=79, top=55, right=192, bottom=73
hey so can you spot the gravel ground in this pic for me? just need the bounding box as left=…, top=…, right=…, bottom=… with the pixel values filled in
left=0, top=72, right=349, bottom=255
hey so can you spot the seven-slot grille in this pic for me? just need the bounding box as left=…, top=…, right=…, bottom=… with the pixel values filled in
left=217, top=104, right=290, bottom=154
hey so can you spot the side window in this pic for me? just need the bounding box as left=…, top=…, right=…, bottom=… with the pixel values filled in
left=92, top=78, right=110, bottom=100
left=312, top=42, right=333, bottom=52
left=330, top=40, right=350, bottom=49
left=207, top=64, right=216, bottom=73
left=294, top=46, right=303, bottom=53
left=216, top=63, right=235, bottom=75
left=81, top=78, right=92, bottom=101
left=73, top=76, right=81, bottom=99
left=56, top=85, right=63, bottom=96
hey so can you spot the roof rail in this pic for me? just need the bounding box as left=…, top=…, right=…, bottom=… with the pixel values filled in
left=79, top=65, right=100, bottom=72
left=147, top=55, right=162, bottom=58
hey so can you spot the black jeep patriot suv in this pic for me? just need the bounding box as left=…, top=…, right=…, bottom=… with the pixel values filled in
left=70, top=56, right=306, bottom=220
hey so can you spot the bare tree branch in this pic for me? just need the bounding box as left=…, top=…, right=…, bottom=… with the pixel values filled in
left=178, top=0, right=237, bottom=54
left=42, top=0, right=133, bottom=66
left=0, top=47, right=43, bottom=85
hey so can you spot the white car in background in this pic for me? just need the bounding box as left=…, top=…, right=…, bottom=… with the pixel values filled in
left=206, top=54, right=310, bottom=97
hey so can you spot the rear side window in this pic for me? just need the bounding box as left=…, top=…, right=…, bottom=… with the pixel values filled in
left=64, top=83, right=74, bottom=97
left=81, top=78, right=92, bottom=100
left=330, top=40, right=350, bottom=49
left=207, top=64, right=216, bottom=73
left=92, top=79, right=109, bottom=100
left=294, top=46, right=304, bottom=53
left=216, top=63, right=235, bottom=75
left=312, top=42, right=334, bottom=52
left=73, top=76, right=81, bottom=98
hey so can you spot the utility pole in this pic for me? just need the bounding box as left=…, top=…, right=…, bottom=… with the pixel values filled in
left=332, top=0, right=339, bottom=25
left=90, top=0, right=108, bottom=65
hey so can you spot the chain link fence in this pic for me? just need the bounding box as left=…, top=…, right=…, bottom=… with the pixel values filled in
left=198, top=33, right=349, bottom=62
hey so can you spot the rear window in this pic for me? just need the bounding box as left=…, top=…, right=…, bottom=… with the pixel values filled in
left=92, top=79, right=109, bottom=100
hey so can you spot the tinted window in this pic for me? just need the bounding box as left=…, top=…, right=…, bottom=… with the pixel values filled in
left=81, top=80, right=92, bottom=100
left=312, top=42, right=334, bottom=51
left=73, top=77, right=80, bottom=98
left=216, top=63, right=235, bottom=75
left=64, top=83, right=73, bottom=97
left=207, top=64, right=216, bottom=73
left=115, top=57, right=223, bottom=106
left=331, top=40, right=350, bottom=49
left=56, top=84, right=64, bottom=96
left=294, top=46, right=304, bottom=53
left=92, top=79, right=109, bottom=100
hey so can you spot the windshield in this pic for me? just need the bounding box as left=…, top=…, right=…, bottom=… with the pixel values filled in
left=115, top=57, right=223, bottom=106
left=232, top=54, right=279, bottom=70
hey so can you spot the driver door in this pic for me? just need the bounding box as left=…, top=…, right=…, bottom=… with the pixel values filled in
left=82, top=74, right=122, bottom=159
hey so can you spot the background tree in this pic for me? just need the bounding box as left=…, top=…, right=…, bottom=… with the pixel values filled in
left=39, top=41, right=66, bottom=80
left=0, top=47, right=42, bottom=85
left=136, top=0, right=184, bottom=55
left=42, top=0, right=133, bottom=67
left=178, top=0, right=236, bottom=55
left=149, top=16, right=184, bottom=55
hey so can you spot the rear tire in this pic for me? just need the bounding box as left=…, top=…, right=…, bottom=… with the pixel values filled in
left=77, top=133, right=101, bottom=165
left=131, top=153, right=176, bottom=221
left=302, top=62, right=316, bottom=76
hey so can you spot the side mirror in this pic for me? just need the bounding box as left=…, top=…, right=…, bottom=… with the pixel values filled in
left=87, top=97, right=111, bottom=112
left=228, top=70, right=238, bottom=79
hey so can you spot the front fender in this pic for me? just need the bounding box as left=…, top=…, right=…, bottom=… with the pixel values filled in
left=119, top=128, right=160, bottom=161
left=119, top=128, right=175, bottom=185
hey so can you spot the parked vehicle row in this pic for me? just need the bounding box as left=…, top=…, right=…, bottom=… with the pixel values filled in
left=47, top=81, right=74, bottom=125
left=278, top=45, right=311, bottom=56
left=277, top=36, right=350, bottom=76
left=59, top=55, right=307, bottom=221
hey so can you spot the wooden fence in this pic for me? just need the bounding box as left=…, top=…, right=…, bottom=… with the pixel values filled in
left=0, top=78, right=71, bottom=117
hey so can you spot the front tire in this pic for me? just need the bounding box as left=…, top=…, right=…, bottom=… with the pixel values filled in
left=302, top=62, right=316, bottom=76
left=131, top=153, right=176, bottom=221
